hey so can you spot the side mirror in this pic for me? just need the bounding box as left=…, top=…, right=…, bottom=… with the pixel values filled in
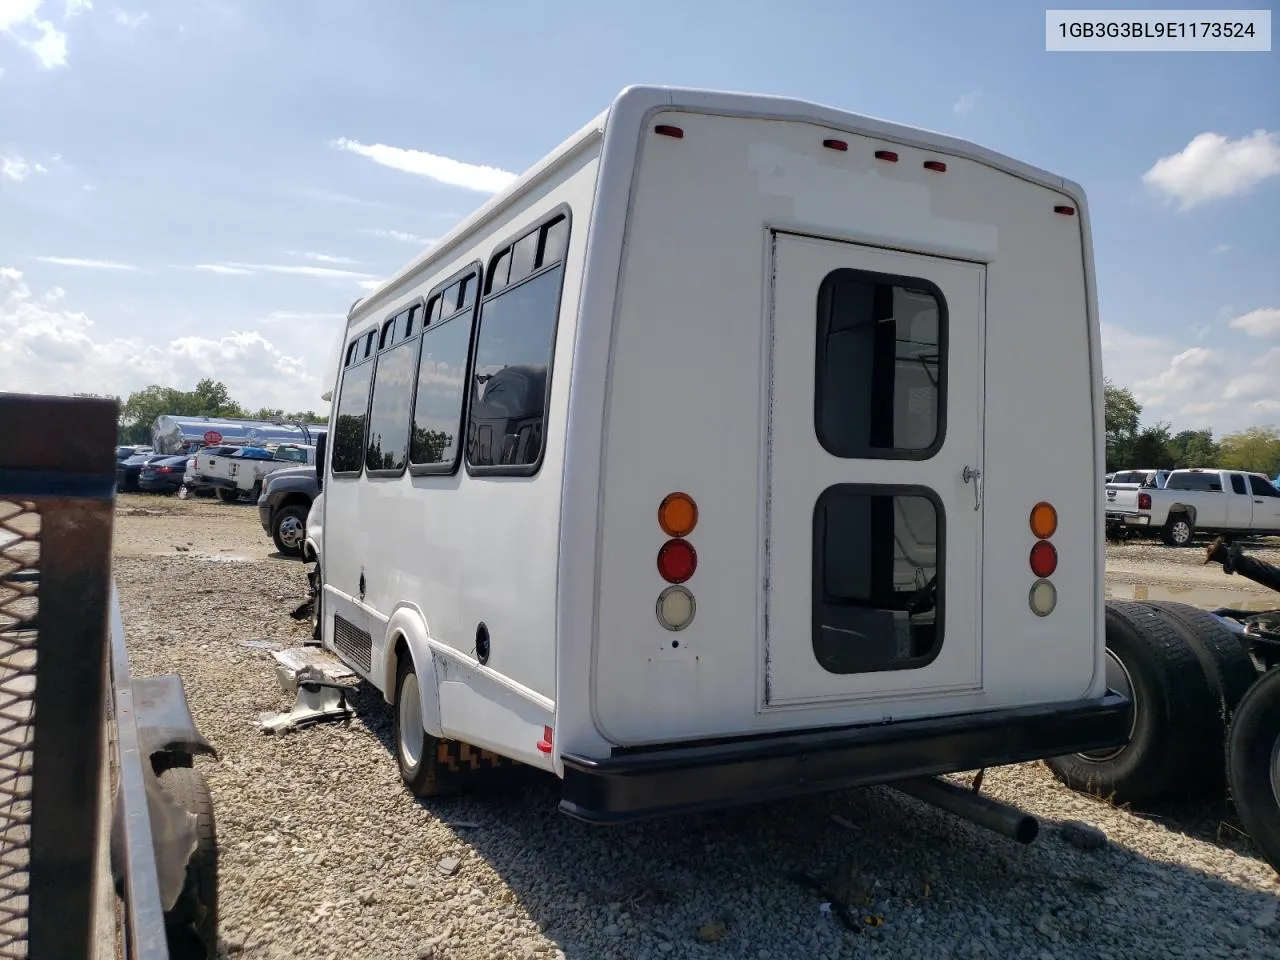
left=315, top=433, right=326, bottom=493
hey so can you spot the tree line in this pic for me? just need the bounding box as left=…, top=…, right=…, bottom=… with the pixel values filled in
left=74, top=379, right=327, bottom=444
left=1105, top=377, right=1280, bottom=478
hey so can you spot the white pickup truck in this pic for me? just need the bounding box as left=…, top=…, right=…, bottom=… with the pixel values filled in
left=197, top=443, right=316, bottom=503
left=1105, top=467, right=1280, bottom=546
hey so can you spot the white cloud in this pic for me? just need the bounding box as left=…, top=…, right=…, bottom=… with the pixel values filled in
left=331, top=137, right=517, bottom=193
left=191, top=263, right=251, bottom=276
left=263, top=310, right=345, bottom=324
left=1211, top=243, right=1231, bottom=255
left=357, top=279, right=380, bottom=290
left=111, top=8, right=145, bottom=29
left=1102, top=320, right=1280, bottom=434
left=1229, top=307, right=1280, bottom=338
left=63, top=0, right=92, bottom=17
left=289, top=251, right=361, bottom=265
left=223, top=262, right=375, bottom=280
left=1142, top=129, right=1280, bottom=210
left=36, top=255, right=137, bottom=270
left=0, top=0, right=70, bottom=69
left=0, top=267, right=328, bottom=413
left=1, top=154, right=47, bottom=181
left=362, top=228, right=435, bottom=246
left=952, top=90, right=979, bottom=116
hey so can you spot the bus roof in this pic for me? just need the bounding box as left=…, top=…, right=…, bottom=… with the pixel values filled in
left=348, top=84, right=1084, bottom=328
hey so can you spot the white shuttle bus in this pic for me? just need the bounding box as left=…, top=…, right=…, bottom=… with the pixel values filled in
left=311, top=85, right=1129, bottom=825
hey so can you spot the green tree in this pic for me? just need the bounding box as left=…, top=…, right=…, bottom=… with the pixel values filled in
left=1167, top=429, right=1219, bottom=468
left=1128, top=422, right=1176, bottom=469
left=1219, top=426, right=1280, bottom=477
left=1103, top=377, right=1142, bottom=472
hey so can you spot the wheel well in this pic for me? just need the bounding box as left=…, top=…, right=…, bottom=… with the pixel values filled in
left=390, top=633, right=410, bottom=700
left=278, top=492, right=312, bottom=512
left=1168, top=503, right=1196, bottom=524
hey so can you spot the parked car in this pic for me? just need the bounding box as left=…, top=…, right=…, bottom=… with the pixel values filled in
left=257, top=465, right=318, bottom=558
left=115, top=444, right=153, bottom=461
left=201, top=443, right=315, bottom=503
left=116, top=452, right=172, bottom=493
left=1105, top=467, right=1280, bottom=545
left=182, top=444, right=241, bottom=497
left=138, top=455, right=190, bottom=494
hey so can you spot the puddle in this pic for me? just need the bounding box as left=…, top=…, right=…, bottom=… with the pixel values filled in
left=1106, top=581, right=1279, bottom=611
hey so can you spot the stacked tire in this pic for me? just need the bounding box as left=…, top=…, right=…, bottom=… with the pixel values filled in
left=1226, top=667, right=1280, bottom=872
left=1046, top=599, right=1257, bottom=806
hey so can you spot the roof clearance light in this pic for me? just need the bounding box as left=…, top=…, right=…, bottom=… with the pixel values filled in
left=657, top=539, right=697, bottom=584
left=1029, top=578, right=1057, bottom=617
left=1054, top=205, right=1076, bottom=216
left=1029, top=502, right=1058, bottom=539
left=656, top=585, right=696, bottom=631
left=923, top=160, right=947, bottom=172
left=658, top=492, right=698, bottom=538
left=874, top=150, right=899, bottom=163
left=1030, top=540, right=1058, bottom=579
left=654, top=124, right=684, bottom=139
left=822, top=138, right=849, bottom=152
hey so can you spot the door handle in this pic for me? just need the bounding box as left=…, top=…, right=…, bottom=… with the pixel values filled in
left=962, top=465, right=983, bottom=511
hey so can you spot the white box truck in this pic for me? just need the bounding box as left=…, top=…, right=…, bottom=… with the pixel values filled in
left=308, top=85, right=1130, bottom=828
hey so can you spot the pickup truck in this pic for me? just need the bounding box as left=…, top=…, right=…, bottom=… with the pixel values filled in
left=1107, top=468, right=1171, bottom=489
left=257, top=465, right=318, bottom=558
left=1105, top=467, right=1280, bottom=546
left=198, top=443, right=315, bottom=502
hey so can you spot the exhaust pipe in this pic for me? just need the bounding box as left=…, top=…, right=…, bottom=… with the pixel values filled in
left=893, top=776, right=1040, bottom=844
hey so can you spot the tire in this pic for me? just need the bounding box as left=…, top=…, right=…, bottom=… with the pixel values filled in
left=272, top=504, right=309, bottom=558
left=215, top=487, right=238, bottom=504
left=1045, top=600, right=1222, bottom=806
left=1139, top=601, right=1260, bottom=793
left=1162, top=513, right=1194, bottom=547
left=250, top=480, right=263, bottom=502
left=308, top=564, right=322, bottom=645
left=158, top=766, right=218, bottom=959
left=391, top=652, right=514, bottom=798
left=1226, top=667, right=1280, bottom=874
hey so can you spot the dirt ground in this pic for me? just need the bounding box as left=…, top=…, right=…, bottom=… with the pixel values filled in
left=113, top=493, right=282, bottom=561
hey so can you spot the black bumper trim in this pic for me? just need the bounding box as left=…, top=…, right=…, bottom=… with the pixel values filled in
left=558, top=691, right=1131, bottom=824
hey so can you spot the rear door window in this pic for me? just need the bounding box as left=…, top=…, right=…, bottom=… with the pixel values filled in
left=815, top=269, right=946, bottom=459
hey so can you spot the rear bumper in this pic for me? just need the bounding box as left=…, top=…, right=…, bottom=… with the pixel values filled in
left=558, top=691, right=1131, bottom=824
left=1106, top=511, right=1150, bottom=527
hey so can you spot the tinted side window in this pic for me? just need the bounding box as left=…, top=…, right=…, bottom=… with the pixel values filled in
left=1248, top=474, right=1279, bottom=497
left=365, top=339, right=419, bottom=474
left=466, top=267, right=563, bottom=470
left=332, top=362, right=373, bottom=474
left=815, top=270, right=945, bottom=458
left=410, top=312, right=473, bottom=470
left=1232, top=474, right=1248, bottom=495
left=1167, top=473, right=1221, bottom=491
left=813, top=486, right=942, bottom=674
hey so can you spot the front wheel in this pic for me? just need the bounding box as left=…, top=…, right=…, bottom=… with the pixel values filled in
left=272, top=505, right=309, bottom=558
left=1227, top=668, right=1280, bottom=874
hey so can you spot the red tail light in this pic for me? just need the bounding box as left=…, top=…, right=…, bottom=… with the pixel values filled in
left=657, top=539, right=697, bottom=584
left=1030, top=540, right=1058, bottom=579
left=1138, top=493, right=1152, bottom=510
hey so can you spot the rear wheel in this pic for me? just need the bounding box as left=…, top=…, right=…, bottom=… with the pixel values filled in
left=158, top=766, right=218, bottom=958
left=215, top=487, right=238, bottom=504
left=392, top=652, right=516, bottom=797
left=1226, top=668, right=1280, bottom=873
left=1162, top=513, right=1194, bottom=547
left=1046, top=600, right=1221, bottom=805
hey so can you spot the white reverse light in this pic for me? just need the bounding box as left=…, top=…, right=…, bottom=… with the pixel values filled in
left=656, top=585, right=696, bottom=631
left=1029, top=578, right=1058, bottom=617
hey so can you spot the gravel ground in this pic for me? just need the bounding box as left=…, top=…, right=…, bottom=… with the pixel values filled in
left=115, top=494, right=1280, bottom=960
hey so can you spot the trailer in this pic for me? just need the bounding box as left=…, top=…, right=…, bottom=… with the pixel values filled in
left=308, top=84, right=1129, bottom=831
left=151, top=415, right=327, bottom=456
left=1, top=392, right=220, bottom=958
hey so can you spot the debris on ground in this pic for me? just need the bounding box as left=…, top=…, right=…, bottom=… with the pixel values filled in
left=1058, top=820, right=1108, bottom=851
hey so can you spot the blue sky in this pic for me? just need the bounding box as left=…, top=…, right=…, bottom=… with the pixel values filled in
left=1, top=0, right=1277, bottom=433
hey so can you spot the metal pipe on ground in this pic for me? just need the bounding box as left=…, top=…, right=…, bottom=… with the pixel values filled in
left=893, top=776, right=1040, bottom=844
